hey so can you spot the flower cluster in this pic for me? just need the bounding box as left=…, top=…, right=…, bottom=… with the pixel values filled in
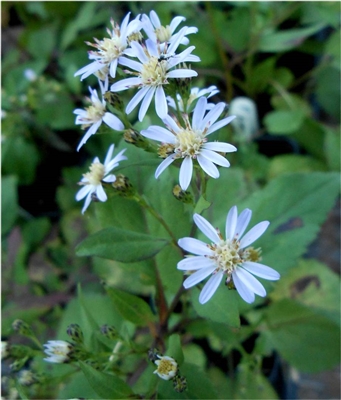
left=73, top=9, right=280, bottom=306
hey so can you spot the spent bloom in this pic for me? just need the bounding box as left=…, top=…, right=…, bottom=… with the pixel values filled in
left=167, top=85, right=219, bottom=113
left=74, top=80, right=124, bottom=151
left=154, top=355, right=178, bottom=380
left=141, top=10, right=198, bottom=46
left=110, top=33, right=200, bottom=121
left=76, top=144, right=127, bottom=214
left=141, top=96, right=236, bottom=190
left=43, top=340, right=73, bottom=363
left=177, top=206, right=280, bottom=304
left=74, top=12, right=142, bottom=81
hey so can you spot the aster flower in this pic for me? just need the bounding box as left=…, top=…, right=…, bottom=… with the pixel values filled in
left=177, top=206, right=280, bottom=304
left=74, top=12, right=142, bottom=81
left=141, top=10, right=198, bottom=47
left=153, top=355, right=178, bottom=380
left=110, top=32, right=200, bottom=121
left=167, top=85, right=219, bottom=113
left=76, top=144, right=127, bottom=214
left=140, top=96, right=236, bottom=190
left=73, top=80, right=124, bottom=151
left=43, top=340, right=73, bottom=363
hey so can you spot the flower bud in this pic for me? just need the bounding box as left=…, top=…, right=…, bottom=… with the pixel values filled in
left=10, top=357, right=29, bottom=372
left=173, top=374, right=187, bottom=392
left=12, top=320, right=34, bottom=337
left=148, top=348, right=161, bottom=363
left=100, top=324, right=119, bottom=340
left=153, top=355, right=178, bottom=381
left=104, top=91, right=124, bottom=112
left=172, top=185, right=194, bottom=204
left=124, top=129, right=156, bottom=153
left=66, top=324, right=84, bottom=344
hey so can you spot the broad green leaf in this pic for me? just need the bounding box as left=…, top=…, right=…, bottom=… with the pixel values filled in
left=79, top=361, right=135, bottom=399
left=264, top=299, right=340, bottom=372
left=263, top=110, right=305, bottom=135
left=106, top=286, right=156, bottom=326
left=182, top=343, right=206, bottom=369
left=167, top=334, right=184, bottom=366
left=22, top=217, right=50, bottom=248
left=324, top=126, right=341, bottom=171
left=25, top=25, right=57, bottom=59
left=76, top=227, right=169, bottom=263
left=291, top=118, right=325, bottom=160
left=14, top=382, right=29, bottom=400
left=1, top=175, right=18, bottom=235
left=219, top=7, right=251, bottom=52
left=191, top=284, right=240, bottom=328
left=258, top=23, right=324, bottom=52
left=268, top=154, right=326, bottom=179
left=57, top=370, right=101, bottom=399
left=315, top=66, right=341, bottom=121
left=233, top=362, right=278, bottom=399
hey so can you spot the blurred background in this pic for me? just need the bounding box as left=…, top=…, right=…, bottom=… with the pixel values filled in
left=2, top=2, right=340, bottom=399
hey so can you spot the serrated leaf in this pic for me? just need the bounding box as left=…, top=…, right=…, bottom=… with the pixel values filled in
left=191, top=284, right=240, bottom=328
left=106, top=287, right=156, bottom=326
left=76, top=227, right=169, bottom=263
left=79, top=361, right=135, bottom=399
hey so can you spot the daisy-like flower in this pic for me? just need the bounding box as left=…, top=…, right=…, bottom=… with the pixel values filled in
left=140, top=96, right=236, bottom=190
left=177, top=206, right=280, bottom=304
left=43, top=340, right=73, bottom=363
left=76, top=144, right=127, bottom=214
left=110, top=32, right=200, bottom=121
left=167, top=85, right=219, bottom=113
left=74, top=80, right=124, bottom=151
left=74, top=12, right=142, bottom=81
left=141, top=10, right=198, bottom=47
left=153, top=355, right=178, bottom=381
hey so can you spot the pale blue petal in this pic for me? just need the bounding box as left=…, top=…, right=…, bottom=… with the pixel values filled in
left=193, top=213, right=220, bottom=244
left=199, top=272, right=224, bottom=304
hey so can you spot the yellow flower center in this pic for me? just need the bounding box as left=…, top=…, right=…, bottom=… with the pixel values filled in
left=140, top=57, right=168, bottom=86
left=83, top=162, right=105, bottom=185
left=82, top=102, right=105, bottom=129
left=98, top=37, right=124, bottom=63
left=175, top=128, right=205, bottom=158
left=155, top=25, right=172, bottom=43
left=155, top=357, right=177, bottom=379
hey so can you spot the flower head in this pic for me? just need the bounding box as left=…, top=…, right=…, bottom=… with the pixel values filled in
left=167, top=86, right=219, bottom=113
left=43, top=340, right=73, bottom=363
left=74, top=12, right=142, bottom=81
left=76, top=144, right=127, bottom=214
left=141, top=96, right=236, bottom=190
left=110, top=34, right=200, bottom=121
left=177, top=206, right=280, bottom=304
left=74, top=80, right=124, bottom=151
left=153, top=355, right=178, bottom=380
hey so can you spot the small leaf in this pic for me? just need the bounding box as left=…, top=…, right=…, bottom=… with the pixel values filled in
left=106, top=287, right=156, bottom=326
left=194, top=196, right=212, bottom=215
left=76, top=227, right=169, bottom=263
left=167, top=334, right=184, bottom=366
left=263, top=110, right=305, bottom=135
left=79, top=361, right=135, bottom=399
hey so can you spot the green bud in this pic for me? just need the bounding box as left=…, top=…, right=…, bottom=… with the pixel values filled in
left=112, top=174, right=136, bottom=198
left=148, top=348, right=161, bottom=363
left=100, top=324, right=119, bottom=340
left=66, top=324, right=84, bottom=344
left=172, top=185, right=194, bottom=205
left=10, top=357, right=29, bottom=372
left=84, top=358, right=102, bottom=370
left=173, top=374, right=187, bottom=392
left=123, top=129, right=157, bottom=153
left=104, top=91, right=124, bottom=112
left=12, top=320, right=34, bottom=337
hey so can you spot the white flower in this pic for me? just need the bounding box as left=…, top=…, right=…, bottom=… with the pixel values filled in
left=74, top=12, right=142, bottom=81
left=153, top=355, right=178, bottom=380
left=141, top=10, right=198, bottom=46
left=177, top=206, right=280, bottom=304
left=167, top=85, right=219, bottom=113
left=76, top=144, right=127, bottom=214
left=140, top=96, right=237, bottom=190
left=74, top=80, right=124, bottom=151
left=43, top=340, right=72, bottom=363
left=24, top=69, right=37, bottom=82
left=110, top=33, right=200, bottom=121
left=1, top=341, right=8, bottom=359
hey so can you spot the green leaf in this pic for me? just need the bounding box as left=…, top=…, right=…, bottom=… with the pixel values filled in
left=25, top=25, right=57, bottom=59
left=1, top=175, right=18, bottom=235
left=79, top=361, right=135, bottom=399
left=167, top=334, right=184, bottom=366
left=194, top=196, right=211, bottom=215
left=191, top=284, right=240, bottom=328
left=106, top=287, right=156, bottom=326
left=263, top=110, right=305, bottom=134
left=315, top=66, right=341, bottom=121
left=268, top=154, right=326, bottom=179
left=76, top=227, right=169, bottom=263
left=264, top=299, right=340, bottom=372
left=258, top=23, right=324, bottom=52
left=324, top=126, right=341, bottom=171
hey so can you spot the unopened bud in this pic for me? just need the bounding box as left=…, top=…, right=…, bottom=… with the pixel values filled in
left=66, top=324, right=84, bottom=344
left=124, top=129, right=156, bottom=153
left=172, top=185, right=194, bottom=204
left=112, top=174, right=135, bottom=198
left=104, top=91, right=124, bottom=112
left=18, top=370, right=37, bottom=386
left=100, top=324, right=119, bottom=340
left=10, top=357, right=29, bottom=372
left=173, top=374, right=187, bottom=392
left=12, top=320, right=34, bottom=337
left=148, top=348, right=161, bottom=363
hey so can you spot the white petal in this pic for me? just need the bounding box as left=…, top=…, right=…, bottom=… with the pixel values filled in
left=74, top=61, right=103, bottom=80
left=103, top=113, right=124, bottom=131
left=225, top=206, right=238, bottom=240
left=234, top=267, right=266, bottom=297
left=200, top=149, right=230, bottom=167
left=76, top=185, right=91, bottom=201
left=199, top=272, right=224, bottom=304
left=105, top=148, right=127, bottom=172
left=242, top=262, right=280, bottom=281
left=141, top=126, right=175, bottom=143
left=179, top=156, right=193, bottom=190
left=163, top=115, right=181, bottom=134
left=169, top=16, right=186, bottom=33
left=95, top=184, right=107, bottom=202
left=183, top=265, right=217, bottom=289
left=192, top=97, right=207, bottom=131
left=126, top=86, right=150, bottom=114
left=234, top=208, right=252, bottom=239
left=155, top=155, right=175, bottom=178
left=206, top=115, right=236, bottom=135
left=199, top=102, right=225, bottom=131
left=177, top=256, right=216, bottom=271
left=203, top=142, right=237, bottom=153
left=150, top=10, right=161, bottom=28
left=129, top=41, right=149, bottom=63
left=167, top=26, right=187, bottom=54
left=118, top=57, right=143, bottom=72
left=104, top=144, right=114, bottom=165
left=155, top=86, right=168, bottom=118
left=81, top=192, right=93, bottom=214
left=197, top=155, right=219, bottom=178
left=193, top=213, right=220, bottom=244
left=109, top=58, right=118, bottom=78
left=139, top=86, right=155, bottom=121
left=102, top=174, right=116, bottom=183
left=111, top=77, right=142, bottom=92
left=167, top=69, right=197, bottom=79
left=178, top=237, right=213, bottom=256
left=145, top=38, right=159, bottom=58
left=77, top=120, right=102, bottom=151
left=232, top=270, right=255, bottom=303
left=240, top=221, right=269, bottom=248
